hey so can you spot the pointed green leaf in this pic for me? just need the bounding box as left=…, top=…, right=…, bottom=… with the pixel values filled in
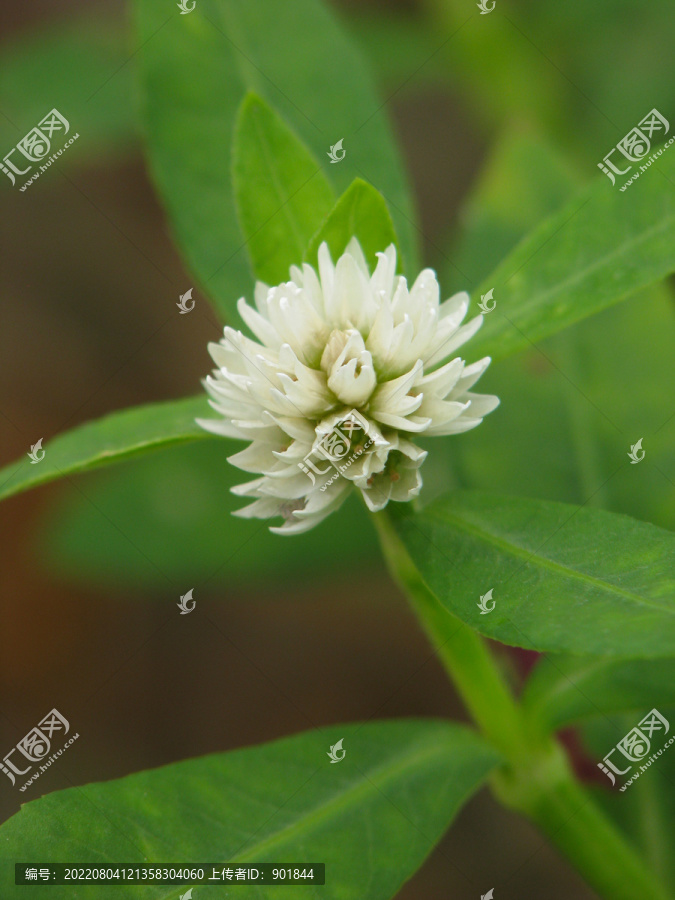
left=305, top=178, right=400, bottom=273
left=437, top=129, right=675, bottom=533
left=390, top=492, right=675, bottom=658
left=523, top=655, right=675, bottom=733
left=233, top=93, right=335, bottom=284
left=0, top=720, right=500, bottom=899
left=134, top=0, right=418, bottom=323
left=0, top=396, right=212, bottom=504
left=471, top=153, right=675, bottom=361
left=449, top=285, right=675, bottom=532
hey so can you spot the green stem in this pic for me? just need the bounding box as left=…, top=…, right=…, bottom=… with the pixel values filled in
left=373, top=511, right=669, bottom=900
left=494, top=760, right=671, bottom=900
left=373, top=511, right=526, bottom=758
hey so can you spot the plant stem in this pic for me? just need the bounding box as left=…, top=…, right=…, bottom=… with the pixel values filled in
left=373, top=511, right=526, bottom=757
left=494, top=759, right=671, bottom=900
left=373, top=511, right=669, bottom=900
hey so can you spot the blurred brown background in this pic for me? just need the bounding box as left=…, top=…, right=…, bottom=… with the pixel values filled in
left=0, top=0, right=599, bottom=896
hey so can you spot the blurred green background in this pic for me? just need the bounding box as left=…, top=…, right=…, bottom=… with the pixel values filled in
left=1, top=0, right=674, bottom=897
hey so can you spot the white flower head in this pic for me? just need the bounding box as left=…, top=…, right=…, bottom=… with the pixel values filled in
left=198, top=239, right=498, bottom=534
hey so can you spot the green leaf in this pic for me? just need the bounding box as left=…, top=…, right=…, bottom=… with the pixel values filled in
left=424, top=128, right=579, bottom=503
left=0, top=396, right=212, bottom=504
left=449, top=285, right=675, bottom=530
left=38, top=441, right=379, bottom=589
left=233, top=93, right=335, bottom=284
left=522, top=655, right=675, bottom=733
left=439, top=127, right=675, bottom=533
left=0, top=720, right=500, bottom=899
left=471, top=153, right=675, bottom=361
left=305, top=178, right=399, bottom=273
left=390, top=491, right=675, bottom=658
left=134, top=0, right=418, bottom=323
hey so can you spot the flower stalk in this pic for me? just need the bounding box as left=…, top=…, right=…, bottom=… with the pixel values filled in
left=373, top=510, right=669, bottom=900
